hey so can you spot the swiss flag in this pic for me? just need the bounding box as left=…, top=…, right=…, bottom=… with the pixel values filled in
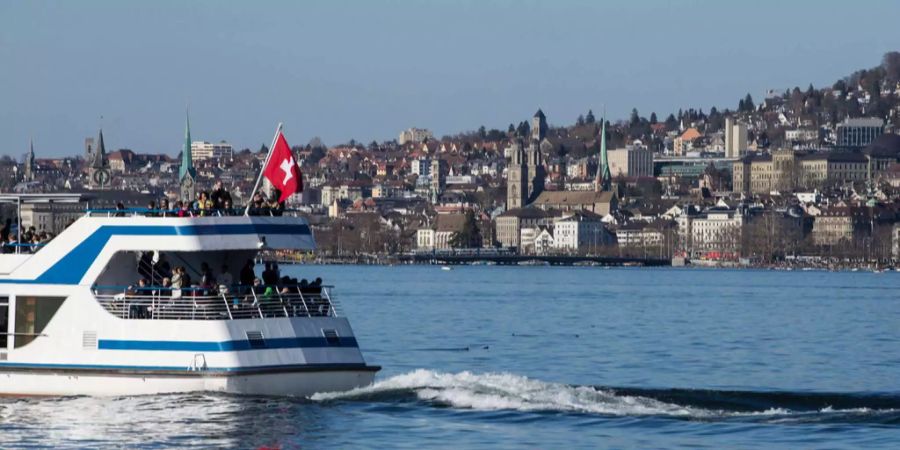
left=263, top=132, right=303, bottom=202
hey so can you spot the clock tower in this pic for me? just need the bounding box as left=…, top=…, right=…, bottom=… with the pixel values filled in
left=89, top=129, right=112, bottom=189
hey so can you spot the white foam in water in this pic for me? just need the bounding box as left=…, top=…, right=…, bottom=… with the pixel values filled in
left=312, top=370, right=895, bottom=420
left=312, top=369, right=707, bottom=417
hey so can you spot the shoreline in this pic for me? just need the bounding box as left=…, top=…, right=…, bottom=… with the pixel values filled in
left=267, top=256, right=898, bottom=273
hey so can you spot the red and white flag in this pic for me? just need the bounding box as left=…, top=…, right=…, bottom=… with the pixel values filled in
left=262, top=132, right=303, bottom=202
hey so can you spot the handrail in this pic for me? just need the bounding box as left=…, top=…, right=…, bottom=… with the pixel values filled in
left=82, top=207, right=306, bottom=217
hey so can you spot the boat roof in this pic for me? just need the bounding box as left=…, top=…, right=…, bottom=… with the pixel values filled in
left=0, top=193, right=88, bottom=204
left=0, top=214, right=315, bottom=285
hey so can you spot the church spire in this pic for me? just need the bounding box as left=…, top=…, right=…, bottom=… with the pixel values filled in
left=24, top=138, right=36, bottom=181
left=597, top=119, right=611, bottom=191
left=92, top=129, right=107, bottom=169
left=179, top=110, right=195, bottom=181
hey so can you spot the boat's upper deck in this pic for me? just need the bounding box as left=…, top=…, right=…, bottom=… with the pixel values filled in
left=0, top=212, right=315, bottom=286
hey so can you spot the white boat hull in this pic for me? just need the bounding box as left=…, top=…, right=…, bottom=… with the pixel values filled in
left=0, top=367, right=378, bottom=397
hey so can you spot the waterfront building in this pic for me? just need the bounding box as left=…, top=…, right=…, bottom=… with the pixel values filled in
left=724, top=117, right=748, bottom=158
left=415, top=213, right=468, bottom=250
left=811, top=207, right=868, bottom=246
left=616, top=221, right=671, bottom=253
left=191, top=141, right=234, bottom=161
left=495, top=207, right=554, bottom=249
left=552, top=210, right=614, bottom=252
left=836, top=117, right=883, bottom=149
left=676, top=209, right=743, bottom=259
left=399, top=127, right=433, bottom=145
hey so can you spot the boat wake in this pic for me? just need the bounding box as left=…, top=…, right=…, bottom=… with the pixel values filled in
left=312, top=369, right=900, bottom=425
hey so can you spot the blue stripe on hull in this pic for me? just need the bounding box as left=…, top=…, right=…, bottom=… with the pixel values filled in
left=98, top=337, right=359, bottom=352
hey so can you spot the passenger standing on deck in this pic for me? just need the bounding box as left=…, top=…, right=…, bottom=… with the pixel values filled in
left=159, top=198, right=171, bottom=217
left=240, top=260, right=256, bottom=289
left=170, top=266, right=184, bottom=298
left=261, top=262, right=277, bottom=286
left=217, top=264, right=233, bottom=292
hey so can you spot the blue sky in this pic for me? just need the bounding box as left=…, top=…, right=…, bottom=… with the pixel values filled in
left=1, top=0, right=898, bottom=158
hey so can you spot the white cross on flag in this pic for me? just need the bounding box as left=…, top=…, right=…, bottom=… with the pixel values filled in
left=262, top=131, right=303, bottom=202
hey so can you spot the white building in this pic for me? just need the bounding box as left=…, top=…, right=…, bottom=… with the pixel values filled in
left=724, top=117, right=748, bottom=158
left=191, top=141, right=234, bottom=161
left=785, top=129, right=819, bottom=143
left=411, top=158, right=431, bottom=177
left=553, top=210, right=613, bottom=252
left=415, top=214, right=467, bottom=250
left=676, top=210, right=743, bottom=259
left=399, top=128, right=433, bottom=145
left=607, top=146, right=654, bottom=178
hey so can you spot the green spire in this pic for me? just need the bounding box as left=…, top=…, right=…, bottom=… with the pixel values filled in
left=179, top=111, right=195, bottom=180
left=599, top=119, right=611, bottom=191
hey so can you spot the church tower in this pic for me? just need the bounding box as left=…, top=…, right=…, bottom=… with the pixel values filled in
left=89, top=129, right=111, bottom=188
left=506, top=140, right=528, bottom=209
left=531, top=109, right=547, bottom=142
left=179, top=112, right=197, bottom=201
left=24, top=139, right=36, bottom=181
left=596, top=119, right=611, bottom=192
left=525, top=140, right=545, bottom=203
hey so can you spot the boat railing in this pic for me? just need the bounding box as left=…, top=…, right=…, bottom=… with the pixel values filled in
left=83, top=207, right=305, bottom=218
left=91, top=284, right=340, bottom=320
left=0, top=242, right=46, bottom=255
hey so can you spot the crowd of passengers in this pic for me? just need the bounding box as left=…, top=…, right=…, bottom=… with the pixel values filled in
left=123, top=258, right=330, bottom=318
left=114, top=182, right=287, bottom=217
left=1, top=220, right=54, bottom=254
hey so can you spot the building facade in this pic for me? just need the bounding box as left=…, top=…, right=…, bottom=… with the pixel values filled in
left=399, top=128, right=433, bottom=145
left=812, top=207, right=867, bottom=246
left=676, top=210, right=743, bottom=259
left=495, top=207, right=553, bottom=249
left=191, top=141, right=234, bottom=161
left=733, top=150, right=871, bottom=194
left=836, top=117, right=883, bottom=149
left=607, top=147, right=653, bottom=178
left=724, top=117, right=748, bottom=158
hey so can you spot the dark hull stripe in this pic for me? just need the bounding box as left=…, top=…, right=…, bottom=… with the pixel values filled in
left=0, top=362, right=380, bottom=377
left=98, top=337, right=359, bottom=352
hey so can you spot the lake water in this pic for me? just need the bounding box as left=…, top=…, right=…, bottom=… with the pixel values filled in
left=2, top=266, right=899, bottom=449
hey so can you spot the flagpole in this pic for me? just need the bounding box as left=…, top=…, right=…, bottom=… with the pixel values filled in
left=244, top=122, right=283, bottom=216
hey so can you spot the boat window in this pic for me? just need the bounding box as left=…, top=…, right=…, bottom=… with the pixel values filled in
left=14, top=296, right=66, bottom=348
left=0, top=297, right=7, bottom=349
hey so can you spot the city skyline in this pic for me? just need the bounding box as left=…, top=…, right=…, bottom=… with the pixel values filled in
left=2, top=0, right=899, bottom=158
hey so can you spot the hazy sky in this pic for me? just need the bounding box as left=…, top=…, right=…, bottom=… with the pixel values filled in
left=1, top=0, right=898, bottom=158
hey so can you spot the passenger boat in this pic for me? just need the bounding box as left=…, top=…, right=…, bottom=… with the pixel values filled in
left=0, top=198, right=379, bottom=396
